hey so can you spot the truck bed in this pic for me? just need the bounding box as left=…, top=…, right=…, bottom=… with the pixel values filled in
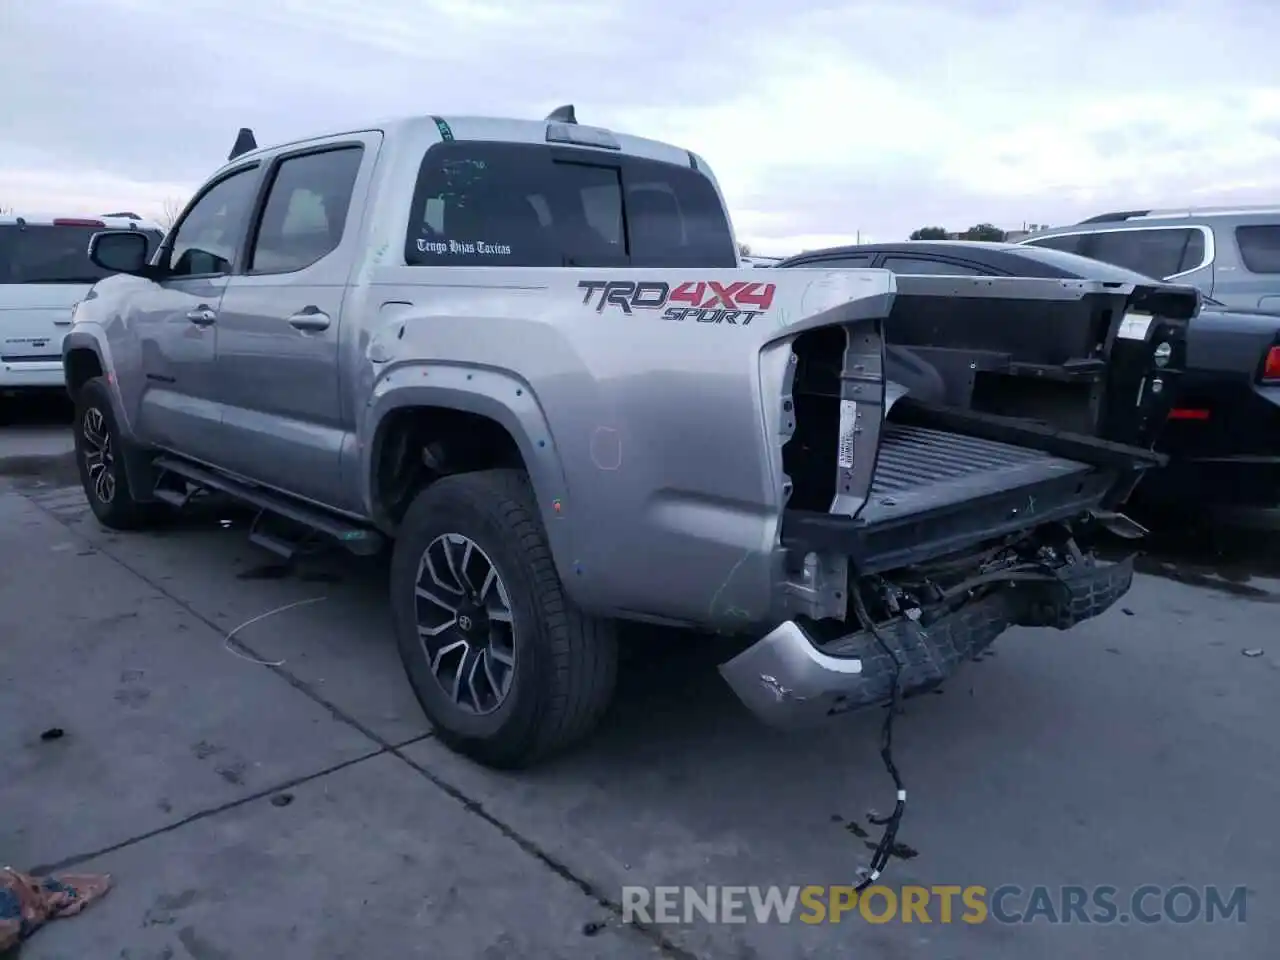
left=775, top=274, right=1195, bottom=577
left=857, top=423, right=1092, bottom=526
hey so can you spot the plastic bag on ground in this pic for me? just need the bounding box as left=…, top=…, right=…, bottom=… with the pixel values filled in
left=1, top=867, right=112, bottom=952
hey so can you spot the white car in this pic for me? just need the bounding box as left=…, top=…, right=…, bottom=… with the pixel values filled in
left=1, top=212, right=165, bottom=400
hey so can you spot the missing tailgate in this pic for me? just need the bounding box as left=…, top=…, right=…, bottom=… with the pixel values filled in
left=782, top=321, right=886, bottom=518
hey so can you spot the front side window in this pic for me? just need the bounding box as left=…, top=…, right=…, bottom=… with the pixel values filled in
left=1236, top=225, right=1280, bottom=274
left=248, top=146, right=364, bottom=274
left=167, top=166, right=260, bottom=277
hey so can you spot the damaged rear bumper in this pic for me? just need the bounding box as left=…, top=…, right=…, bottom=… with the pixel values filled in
left=719, top=553, right=1135, bottom=728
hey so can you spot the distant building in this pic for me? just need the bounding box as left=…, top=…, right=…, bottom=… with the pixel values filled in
left=1007, top=223, right=1052, bottom=241
left=937, top=225, right=1046, bottom=242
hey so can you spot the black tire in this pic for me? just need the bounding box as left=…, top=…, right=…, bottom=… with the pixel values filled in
left=73, top=377, right=165, bottom=530
left=390, top=468, right=618, bottom=769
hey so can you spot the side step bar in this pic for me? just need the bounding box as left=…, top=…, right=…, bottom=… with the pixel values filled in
left=152, top=456, right=385, bottom=557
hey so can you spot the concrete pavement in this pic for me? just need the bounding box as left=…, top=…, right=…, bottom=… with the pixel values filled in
left=2, top=431, right=1277, bottom=959
left=0, top=488, right=661, bottom=959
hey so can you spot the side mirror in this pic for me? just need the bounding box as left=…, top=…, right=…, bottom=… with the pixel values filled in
left=89, top=230, right=151, bottom=275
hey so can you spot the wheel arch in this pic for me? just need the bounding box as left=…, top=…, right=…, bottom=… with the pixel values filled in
left=63, top=345, right=104, bottom=398
left=362, top=368, right=576, bottom=581
left=63, top=332, right=158, bottom=502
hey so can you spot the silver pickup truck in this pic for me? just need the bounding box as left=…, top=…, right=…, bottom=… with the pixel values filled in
left=63, top=107, right=1195, bottom=769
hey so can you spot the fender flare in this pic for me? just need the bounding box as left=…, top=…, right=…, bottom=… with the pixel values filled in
left=361, top=362, right=577, bottom=578
left=61, top=328, right=157, bottom=500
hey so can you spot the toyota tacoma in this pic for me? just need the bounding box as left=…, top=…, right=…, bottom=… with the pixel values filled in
left=62, top=107, right=1192, bottom=768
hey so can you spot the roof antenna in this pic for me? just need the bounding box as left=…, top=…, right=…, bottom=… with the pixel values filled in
left=228, top=127, right=258, bottom=161
left=545, top=105, right=577, bottom=125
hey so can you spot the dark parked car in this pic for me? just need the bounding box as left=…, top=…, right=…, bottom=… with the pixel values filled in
left=777, top=241, right=1280, bottom=509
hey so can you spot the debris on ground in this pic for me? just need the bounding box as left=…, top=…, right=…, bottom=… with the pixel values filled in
left=1, top=867, right=112, bottom=952
left=222, top=595, right=328, bottom=667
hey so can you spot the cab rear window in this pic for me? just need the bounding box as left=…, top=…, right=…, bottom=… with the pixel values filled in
left=404, top=141, right=737, bottom=269
left=0, top=224, right=163, bottom=284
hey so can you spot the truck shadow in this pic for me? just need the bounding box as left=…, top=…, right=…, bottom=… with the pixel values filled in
left=0, top=394, right=77, bottom=486
left=1096, top=505, right=1280, bottom=602
left=0, top=391, right=74, bottom=426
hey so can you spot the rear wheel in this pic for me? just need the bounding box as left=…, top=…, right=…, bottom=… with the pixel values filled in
left=73, top=377, right=165, bottom=530
left=390, top=469, right=618, bottom=769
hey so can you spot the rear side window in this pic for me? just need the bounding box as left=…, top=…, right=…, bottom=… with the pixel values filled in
left=1236, top=225, right=1280, bottom=274
left=1085, top=228, right=1205, bottom=279
left=881, top=256, right=986, bottom=276
left=0, top=224, right=160, bottom=284
left=248, top=146, right=364, bottom=274
left=404, top=142, right=736, bottom=268
left=788, top=254, right=875, bottom=268
left=1023, top=234, right=1083, bottom=254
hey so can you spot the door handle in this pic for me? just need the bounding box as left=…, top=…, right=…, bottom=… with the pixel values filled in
left=287, top=309, right=331, bottom=332
left=186, top=306, right=217, bottom=326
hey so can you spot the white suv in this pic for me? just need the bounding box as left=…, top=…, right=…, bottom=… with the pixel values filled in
left=1, top=212, right=164, bottom=398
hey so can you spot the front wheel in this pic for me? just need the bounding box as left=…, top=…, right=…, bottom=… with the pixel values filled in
left=73, top=377, right=165, bottom=530
left=390, top=469, right=618, bottom=769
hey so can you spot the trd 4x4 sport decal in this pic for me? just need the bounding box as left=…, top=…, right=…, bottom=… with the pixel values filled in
left=577, top=280, right=776, bottom=326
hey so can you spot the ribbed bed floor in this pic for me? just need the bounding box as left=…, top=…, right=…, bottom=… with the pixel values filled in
left=858, top=422, right=1093, bottom=524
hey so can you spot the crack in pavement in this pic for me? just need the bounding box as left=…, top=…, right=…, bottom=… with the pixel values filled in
left=28, top=492, right=702, bottom=960
left=29, top=744, right=401, bottom=875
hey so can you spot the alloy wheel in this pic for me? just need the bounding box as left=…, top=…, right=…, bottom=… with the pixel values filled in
left=413, top=533, right=517, bottom=715
left=82, top=407, right=116, bottom=504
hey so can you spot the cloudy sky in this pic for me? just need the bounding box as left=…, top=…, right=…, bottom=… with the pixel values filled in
left=3, top=0, right=1278, bottom=254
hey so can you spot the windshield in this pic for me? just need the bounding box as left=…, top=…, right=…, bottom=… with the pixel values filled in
left=0, top=224, right=163, bottom=284
left=1015, top=243, right=1223, bottom=305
